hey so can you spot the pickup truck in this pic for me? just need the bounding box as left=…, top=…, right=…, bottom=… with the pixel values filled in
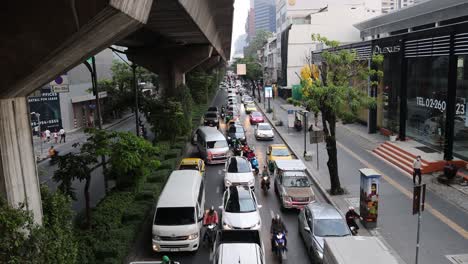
left=323, top=236, right=400, bottom=264
left=210, top=230, right=265, bottom=264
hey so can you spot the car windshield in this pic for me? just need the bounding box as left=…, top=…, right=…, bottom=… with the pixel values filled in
left=154, top=207, right=195, bottom=225
left=252, top=112, right=262, bottom=117
left=179, top=164, right=198, bottom=170
left=314, top=219, right=350, bottom=237
left=207, top=140, right=228, bottom=149
left=225, top=196, right=256, bottom=213
left=247, top=104, right=256, bottom=108
left=205, top=113, right=217, bottom=118
left=227, top=158, right=251, bottom=173
left=258, top=124, right=271, bottom=130
left=271, top=148, right=290, bottom=156
left=283, top=176, right=310, bottom=187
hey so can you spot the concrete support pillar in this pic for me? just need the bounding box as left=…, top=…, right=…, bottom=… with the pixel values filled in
left=0, top=97, right=42, bottom=224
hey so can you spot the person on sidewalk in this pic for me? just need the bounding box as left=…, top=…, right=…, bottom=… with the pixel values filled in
left=413, top=155, right=422, bottom=185
left=53, top=130, right=58, bottom=143
left=59, top=128, right=66, bottom=143
left=45, top=129, right=51, bottom=142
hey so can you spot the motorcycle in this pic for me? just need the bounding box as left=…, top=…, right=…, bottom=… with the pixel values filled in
left=204, top=223, right=217, bottom=248
left=261, top=175, right=270, bottom=193
left=250, top=157, right=259, bottom=175
left=273, top=232, right=288, bottom=263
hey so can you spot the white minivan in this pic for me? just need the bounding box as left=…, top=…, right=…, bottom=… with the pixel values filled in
left=194, top=126, right=230, bottom=164
left=152, top=170, right=205, bottom=252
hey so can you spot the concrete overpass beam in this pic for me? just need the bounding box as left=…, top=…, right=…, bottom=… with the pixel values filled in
left=0, top=97, right=43, bottom=224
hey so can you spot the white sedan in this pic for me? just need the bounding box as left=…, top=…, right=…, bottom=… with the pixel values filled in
left=220, top=186, right=262, bottom=230
left=223, top=156, right=255, bottom=189
left=254, top=123, right=274, bottom=140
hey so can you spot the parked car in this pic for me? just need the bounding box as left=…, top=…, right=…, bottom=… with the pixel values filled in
left=204, top=112, right=220, bottom=128
left=249, top=111, right=264, bottom=124
left=245, top=103, right=257, bottom=114
left=227, top=124, right=246, bottom=145
left=254, top=123, right=274, bottom=140
left=298, top=203, right=351, bottom=263
left=273, top=160, right=314, bottom=210
left=178, top=158, right=205, bottom=177
left=220, top=186, right=262, bottom=230
left=223, top=156, right=255, bottom=189
left=266, top=144, right=293, bottom=172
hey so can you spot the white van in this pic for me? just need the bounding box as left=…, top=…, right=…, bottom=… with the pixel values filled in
left=194, top=126, right=230, bottom=164
left=152, top=170, right=205, bottom=252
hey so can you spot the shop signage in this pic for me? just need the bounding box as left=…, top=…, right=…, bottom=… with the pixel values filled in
left=415, top=96, right=466, bottom=115
left=373, top=45, right=401, bottom=55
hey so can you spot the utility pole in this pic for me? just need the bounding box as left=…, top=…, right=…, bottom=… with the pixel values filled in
left=413, top=184, right=426, bottom=264
left=84, top=56, right=108, bottom=193
left=132, top=64, right=140, bottom=137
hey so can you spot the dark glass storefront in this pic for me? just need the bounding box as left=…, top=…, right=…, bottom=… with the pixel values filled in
left=372, top=25, right=468, bottom=160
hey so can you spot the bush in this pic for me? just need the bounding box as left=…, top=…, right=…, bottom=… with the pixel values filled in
left=135, top=191, right=154, bottom=201
left=341, top=112, right=356, bottom=124
left=163, top=149, right=180, bottom=160
left=159, top=158, right=177, bottom=170
left=148, top=169, right=171, bottom=183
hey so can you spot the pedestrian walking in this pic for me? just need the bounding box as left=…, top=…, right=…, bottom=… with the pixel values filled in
left=59, top=128, right=66, bottom=143
left=53, top=130, right=58, bottom=143
left=45, top=129, right=51, bottom=142
left=413, top=155, right=422, bottom=185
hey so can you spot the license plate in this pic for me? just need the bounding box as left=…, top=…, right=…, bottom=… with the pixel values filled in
left=170, top=248, right=179, bottom=252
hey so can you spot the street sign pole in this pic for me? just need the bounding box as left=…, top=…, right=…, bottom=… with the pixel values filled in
left=413, top=184, right=426, bottom=264
left=303, top=111, right=308, bottom=157
left=316, top=140, right=319, bottom=170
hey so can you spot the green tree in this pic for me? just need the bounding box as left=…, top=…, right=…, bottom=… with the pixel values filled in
left=0, top=187, right=77, bottom=264
left=244, top=30, right=273, bottom=58
left=299, top=34, right=381, bottom=194
left=234, top=56, right=262, bottom=81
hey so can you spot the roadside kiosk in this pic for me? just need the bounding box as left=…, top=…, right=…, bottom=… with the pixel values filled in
left=359, top=168, right=381, bottom=228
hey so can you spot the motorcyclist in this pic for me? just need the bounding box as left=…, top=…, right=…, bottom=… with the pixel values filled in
left=202, top=206, right=219, bottom=242
left=246, top=149, right=256, bottom=161
left=345, top=207, right=361, bottom=232
left=48, top=146, right=57, bottom=158
left=270, top=214, right=288, bottom=251
left=261, top=165, right=269, bottom=177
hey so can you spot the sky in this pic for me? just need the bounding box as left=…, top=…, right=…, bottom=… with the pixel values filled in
left=231, top=0, right=250, bottom=59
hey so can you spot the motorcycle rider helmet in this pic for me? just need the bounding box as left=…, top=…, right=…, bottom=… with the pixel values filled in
left=162, top=255, right=170, bottom=263
left=349, top=206, right=355, bottom=211
left=275, top=214, right=281, bottom=221
left=209, top=206, right=215, bottom=214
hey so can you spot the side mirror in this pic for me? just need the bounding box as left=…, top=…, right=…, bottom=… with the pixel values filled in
left=304, top=226, right=310, bottom=232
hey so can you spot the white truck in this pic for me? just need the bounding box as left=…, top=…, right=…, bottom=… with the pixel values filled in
left=323, top=236, right=401, bottom=264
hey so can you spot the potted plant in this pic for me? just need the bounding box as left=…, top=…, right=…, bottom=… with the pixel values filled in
left=388, top=120, right=398, bottom=142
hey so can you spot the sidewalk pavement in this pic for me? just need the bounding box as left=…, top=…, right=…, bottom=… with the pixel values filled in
left=33, top=113, right=135, bottom=162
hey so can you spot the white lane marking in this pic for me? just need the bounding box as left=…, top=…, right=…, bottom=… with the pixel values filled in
left=218, top=169, right=222, bottom=175
left=270, top=209, right=275, bottom=218
left=216, top=186, right=220, bottom=194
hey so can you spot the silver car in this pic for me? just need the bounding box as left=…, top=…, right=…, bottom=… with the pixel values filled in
left=298, top=203, right=351, bottom=263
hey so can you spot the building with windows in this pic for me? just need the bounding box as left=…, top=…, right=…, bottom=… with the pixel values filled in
left=246, top=8, right=256, bottom=43
left=381, top=0, right=427, bottom=14
left=320, top=0, right=468, bottom=160
left=254, top=0, right=276, bottom=33
left=274, top=0, right=380, bottom=89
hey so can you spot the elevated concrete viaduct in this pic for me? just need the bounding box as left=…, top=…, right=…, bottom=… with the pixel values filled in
left=0, top=0, right=233, bottom=223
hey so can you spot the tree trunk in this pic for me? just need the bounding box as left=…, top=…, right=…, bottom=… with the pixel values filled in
left=84, top=176, right=91, bottom=229
left=321, top=110, right=343, bottom=195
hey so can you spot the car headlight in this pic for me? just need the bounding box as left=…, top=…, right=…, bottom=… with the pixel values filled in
left=188, top=232, right=199, bottom=240
left=252, top=220, right=261, bottom=229
left=241, top=137, right=246, bottom=140
left=153, top=234, right=161, bottom=240
left=282, top=195, right=292, bottom=203
left=223, top=222, right=233, bottom=230
left=227, top=136, right=231, bottom=140
left=248, top=179, right=255, bottom=186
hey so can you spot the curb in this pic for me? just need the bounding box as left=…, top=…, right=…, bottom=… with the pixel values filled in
left=254, top=100, right=339, bottom=209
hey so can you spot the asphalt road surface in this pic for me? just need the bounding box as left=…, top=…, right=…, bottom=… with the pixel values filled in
left=130, top=89, right=327, bottom=263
